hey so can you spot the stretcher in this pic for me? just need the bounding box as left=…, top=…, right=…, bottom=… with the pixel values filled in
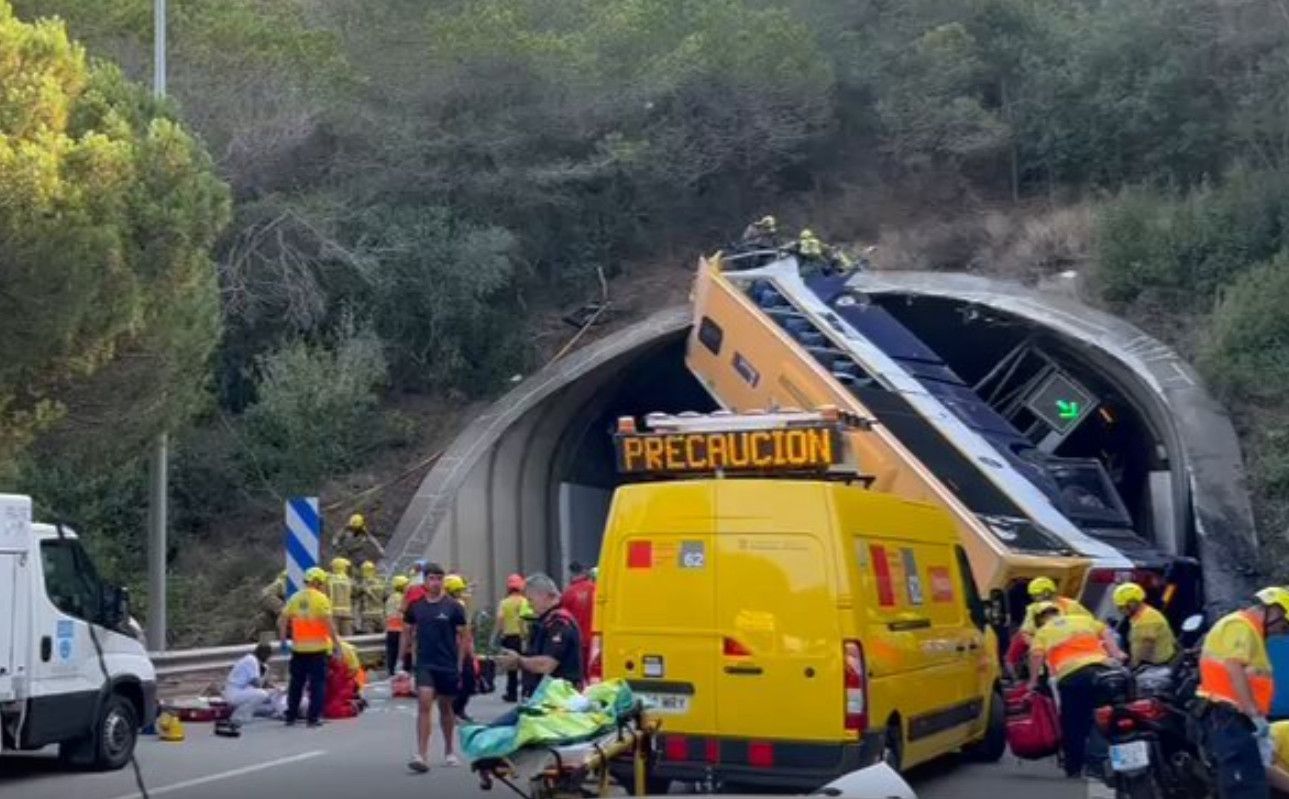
left=471, top=705, right=660, bottom=799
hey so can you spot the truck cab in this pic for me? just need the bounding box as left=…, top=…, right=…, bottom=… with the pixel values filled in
left=0, top=494, right=156, bottom=769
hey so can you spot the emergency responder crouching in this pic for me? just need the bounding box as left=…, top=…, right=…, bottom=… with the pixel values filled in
left=251, top=571, right=287, bottom=644
left=1197, top=587, right=1289, bottom=799
left=1113, top=582, right=1177, bottom=668
left=495, top=573, right=583, bottom=695
left=329, top=558, right=355, bottom=636
left=1020, top=576, right=1092, bottom=639
left=278, top=567, right=342, bottom=727
left=739, top=215, right=779, bottom=250
left=1027, top=602, right=1127, bottom=778
left=356, top=560, right=386, bottom=634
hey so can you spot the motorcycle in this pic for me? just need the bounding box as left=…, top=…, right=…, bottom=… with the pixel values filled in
left=1096, top=615, right=1212, bottom=799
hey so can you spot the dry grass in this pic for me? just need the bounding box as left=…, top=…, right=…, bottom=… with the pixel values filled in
left=871, top=202, right=1095, bottom=284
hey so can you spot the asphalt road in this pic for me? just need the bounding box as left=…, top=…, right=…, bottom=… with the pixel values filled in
left=0, top=686, right=1103, bottom=799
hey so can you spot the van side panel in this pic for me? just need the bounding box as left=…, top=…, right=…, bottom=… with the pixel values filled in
left=840, top=497, right=987, bottom=768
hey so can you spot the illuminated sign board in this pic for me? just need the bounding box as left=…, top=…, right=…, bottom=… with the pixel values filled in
left=1025, top=372, right=1095, bottom=434
left=615, top=425, right=841, bottom=474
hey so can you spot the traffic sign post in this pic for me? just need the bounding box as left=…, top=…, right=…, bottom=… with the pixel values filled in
left=285, top=497, right=321, bottom=597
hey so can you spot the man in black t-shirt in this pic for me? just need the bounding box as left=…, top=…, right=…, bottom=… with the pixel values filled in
left=400, top=563, right=467, bottom=773
left=496, top=573, right=583, bottom=696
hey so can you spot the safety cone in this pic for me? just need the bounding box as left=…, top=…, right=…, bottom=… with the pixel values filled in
left=157, top=711, right=186, bottom=742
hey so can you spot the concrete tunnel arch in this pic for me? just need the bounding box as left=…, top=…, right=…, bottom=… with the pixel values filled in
left=386, top=272, right=1258, bottom=608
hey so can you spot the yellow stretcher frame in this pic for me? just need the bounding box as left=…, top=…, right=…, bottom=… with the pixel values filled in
left=472, top=707, right=660, bottom=799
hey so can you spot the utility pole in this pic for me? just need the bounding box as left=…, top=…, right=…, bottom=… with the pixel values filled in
left=146, top=0, right=168, bottom=653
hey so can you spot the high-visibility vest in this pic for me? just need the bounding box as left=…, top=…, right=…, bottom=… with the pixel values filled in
left=1198, top=610, right=1274, bottom=716
left=499, top=594, right=527, bottom=637
left=287, top=588, right=332, bottom=654
left=385, top=590, right=405, bottom=632
left=1039, top=616, right=1112, bottom=682
left=330, top=574, right=353, bottom=616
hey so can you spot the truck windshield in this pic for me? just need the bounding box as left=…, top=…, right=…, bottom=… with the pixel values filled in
left=40, top=539, right=108, bottom=627
left=1045, top=460, right=1133, bottom=529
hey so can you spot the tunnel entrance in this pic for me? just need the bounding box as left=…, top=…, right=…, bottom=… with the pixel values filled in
left=553, top=336, right=717, bottom=570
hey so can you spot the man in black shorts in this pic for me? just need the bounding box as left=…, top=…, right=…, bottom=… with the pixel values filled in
left=400, top=563, right=467, bottom=773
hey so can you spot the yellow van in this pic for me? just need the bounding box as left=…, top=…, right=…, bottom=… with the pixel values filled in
left=592, top=413, right=1006, bottom=792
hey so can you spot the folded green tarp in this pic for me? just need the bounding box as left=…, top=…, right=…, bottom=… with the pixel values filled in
left=461, top=678, right=637, bottom=763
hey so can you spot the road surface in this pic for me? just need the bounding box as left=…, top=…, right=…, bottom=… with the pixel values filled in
left=0, top=686, right=1107, bottom=799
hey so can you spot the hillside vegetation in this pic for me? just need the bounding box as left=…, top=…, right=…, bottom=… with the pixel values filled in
left=3, top=0, right=1289, bottom=642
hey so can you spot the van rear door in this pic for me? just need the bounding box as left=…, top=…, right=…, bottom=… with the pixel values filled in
left=714, top=530, right=842, bottom=742
left=604, top=528, right=718, bottom=733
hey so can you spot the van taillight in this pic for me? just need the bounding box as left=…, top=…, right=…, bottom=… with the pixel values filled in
left=588, top=633, right=603, bottom=684
left=844, top=640, right=868, bottom=734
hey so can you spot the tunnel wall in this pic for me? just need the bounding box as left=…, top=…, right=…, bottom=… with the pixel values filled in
left=387, top=273, right=1257, bottom=608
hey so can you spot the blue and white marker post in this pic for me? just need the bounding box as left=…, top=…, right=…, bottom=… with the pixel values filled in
left=284, top=497, right=321, bottom=597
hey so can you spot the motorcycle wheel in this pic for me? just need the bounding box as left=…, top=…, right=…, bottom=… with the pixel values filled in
left=1114, top=772, right=1161, bottom=799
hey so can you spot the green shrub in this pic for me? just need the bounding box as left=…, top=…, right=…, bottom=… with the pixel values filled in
left=1096, top=170, right=1289, bottom=307
left=241, top=322, right=388, bottom=494
left=1199, top=251, right=1289, bottom=402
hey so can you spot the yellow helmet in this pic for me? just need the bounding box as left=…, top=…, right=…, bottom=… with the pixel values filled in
left=1113, top=582, right=1146, bottom=609
left=305, top=567, right=328, bottom=586
left=1031, top=601, right=1062, bottom=625
left=347, top=513, right=366, bottom=530
left=391, top=575, right=410, bottom=591
left=1255, top=586, right=1289, bottom=616
left=800, top=228, right=817, bottom=241
left=1028, top=576, right=1058, bottom=598
left=361, top=560, right=376, bottom=575
left=444, top=574, right=467, bottom=597
left=756, top=215, right=777, bottom=230
left=331, top=557, right=351, bottom=574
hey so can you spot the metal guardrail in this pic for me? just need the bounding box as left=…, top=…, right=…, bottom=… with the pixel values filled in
left=150, top=634, right=386, bottom=678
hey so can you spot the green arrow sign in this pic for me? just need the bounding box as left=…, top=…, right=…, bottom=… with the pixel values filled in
left=1055, top=399, right=1081, bottom=420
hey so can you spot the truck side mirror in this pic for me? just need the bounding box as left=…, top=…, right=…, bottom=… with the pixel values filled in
left=987, top=589, right=1008, bottom=628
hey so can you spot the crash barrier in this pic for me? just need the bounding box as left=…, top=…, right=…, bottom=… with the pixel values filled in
left=150, top=634, right=385, bottom=678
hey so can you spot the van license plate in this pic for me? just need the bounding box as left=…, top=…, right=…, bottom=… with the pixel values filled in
left=638, top=693, right=690, bottom=715
left=1109, top=741, right=1149, bottom=772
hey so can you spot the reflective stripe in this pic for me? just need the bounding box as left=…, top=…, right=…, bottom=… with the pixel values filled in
left=1198, top=611, right=1273, bottom=715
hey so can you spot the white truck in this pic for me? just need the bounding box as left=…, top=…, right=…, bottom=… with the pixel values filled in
left=0, top=494, right=156, bottom=769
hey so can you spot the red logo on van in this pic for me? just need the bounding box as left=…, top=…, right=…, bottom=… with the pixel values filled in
left=628, top=541, right=653, bottom=569
left=929, top=567, right=955, bottom=602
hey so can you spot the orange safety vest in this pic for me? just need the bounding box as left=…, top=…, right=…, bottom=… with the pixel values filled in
left=385, top=591, right=405, bottom=633
left=1198, top=610, right=1274, bottom=716
left=289, top=589, right=332, bottom=653
left=1041, top=616, right=1112, bottom=682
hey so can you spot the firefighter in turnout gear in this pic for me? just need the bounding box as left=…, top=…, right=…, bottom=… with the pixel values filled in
left=251, top=571, right=287, bottom=644
left=331, top=513, right=383, bottom=565
left=739, top=215, right=780, bottom=250
left=329, top=558, right=355, bottom=636
left=356, top=560, right=386, bottom=634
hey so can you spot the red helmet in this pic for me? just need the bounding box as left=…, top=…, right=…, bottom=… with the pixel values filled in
left=506, top=573, right=525, bottom=592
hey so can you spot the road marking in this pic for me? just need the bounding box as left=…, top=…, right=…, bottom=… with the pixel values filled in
left=105, top=750, right=326, bottom=799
